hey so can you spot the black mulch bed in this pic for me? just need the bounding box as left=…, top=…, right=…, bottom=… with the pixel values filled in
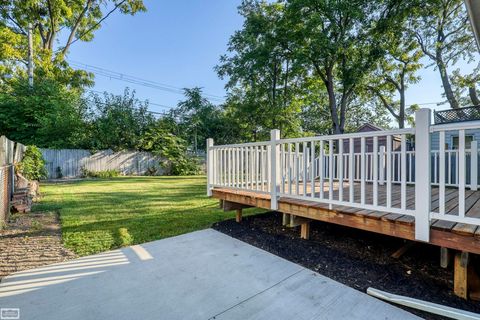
left=212, top=212, right=480, bottom=320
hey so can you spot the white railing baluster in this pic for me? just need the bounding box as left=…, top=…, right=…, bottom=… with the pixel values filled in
left=459, top=129, right=466, bottom=218
left=320, top=141, right=324, bottom=199
left=329, top=140, right=334, bottom=207
left=250, top=146, right=254, bottom=190
left=303, top=142, right=308, bottom=196
left=288, top=143, right=292, bottom=195
left=379, top=146, right=385, bottom=186
left=240, top=147, right=244, bottom=188
left=310, top=141, right=315, bottom=198
left=439, top=131, right=446, bottom=215
left=401, top=135, right=407, bottom=211
left=339, top=139, right=344, bottom=202
left=472, top=141, right=478, bottom=191
left=281, top=144, right=285, bottom=194
left=349, top=138, right=354, bottom=203
left=360, top=137, right=366, bottom=205
left=295, top=142, right=300, bottom=195
left=373, top=136, right=378, bottom=207
left=386, top=135, right=392, bottom=209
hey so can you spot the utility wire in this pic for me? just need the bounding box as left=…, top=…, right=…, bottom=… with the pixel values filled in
left=85, top=88, right=173, bottom=110
left=68, top=59, right=226, bottom=102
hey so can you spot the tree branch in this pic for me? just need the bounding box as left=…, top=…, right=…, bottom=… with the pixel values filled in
left=60, top=0, right=129, bottom=53
left=62, top=0, right=94, bottom=55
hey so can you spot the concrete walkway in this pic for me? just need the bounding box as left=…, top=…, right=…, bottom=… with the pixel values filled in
left=0, top=229, right=420, bottom=320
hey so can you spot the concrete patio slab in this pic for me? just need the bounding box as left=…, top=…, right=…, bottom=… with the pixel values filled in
left=0, top=229, right=420, bottom=320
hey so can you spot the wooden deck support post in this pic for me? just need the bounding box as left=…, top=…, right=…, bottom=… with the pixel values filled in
left=440, top=247, right=451, bottom=269
left=454, top=251, right=480, bottom=300
left=235, top=209, right=242, bottom=223
left=454, top=252, right=469, bottom=299
left=282, top=213, right=290, bottom=226
left=414, top=109, right=431, bottom=242
left=300, top=222, right=310, bottom=240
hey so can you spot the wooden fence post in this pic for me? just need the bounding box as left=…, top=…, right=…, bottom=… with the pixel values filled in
left=0, top=136, right=6, bottom=166
left=471, top=141, right=478, bottom=191
left=206, top=138, right=214, bottom=197
left=270, top=129, right=281, bottom=210
left=415, top=108, right=431, bottom=242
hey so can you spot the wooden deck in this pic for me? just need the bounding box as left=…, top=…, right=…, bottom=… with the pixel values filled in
left=212, top=182, right=480, bottom=255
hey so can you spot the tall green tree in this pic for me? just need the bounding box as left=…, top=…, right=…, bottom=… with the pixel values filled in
left=0, top=0, right=146, bottom=86
left=282, top=0, right=409, bottom=133
left=87, top=88, right=155, bottom=151
left=368, top=27, right=423, bottom=128
left=414, top=0, right=476, bottom=109
left=0, top=78, right=88, bottom=147
left=217, top=1, right=303, bottom=140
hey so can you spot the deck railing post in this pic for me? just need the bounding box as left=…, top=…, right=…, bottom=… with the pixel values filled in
left=206, top=138, right=214, bottom=197
left=471, top=141, right=478, bottom=191
left=415, top=108, right=431, bottom=242
left=270, top=129, right=281, bottom=210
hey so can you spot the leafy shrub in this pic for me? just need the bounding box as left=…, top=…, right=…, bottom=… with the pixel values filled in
left=80, top=167, right=120, bottom=178
left=140, top=125, right=201, bottom=176
left=117, top=228, right=133, bottom=247
left=144, top=166, right=159, bottom=176
left=16, top=146, right=47, bottom=180
left=55, top=166, right=63, bottom=179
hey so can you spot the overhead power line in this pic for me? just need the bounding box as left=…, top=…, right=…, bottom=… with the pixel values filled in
left=68, top=59, right=226, bottom=103
left=85, top=88, right=173, bottom=110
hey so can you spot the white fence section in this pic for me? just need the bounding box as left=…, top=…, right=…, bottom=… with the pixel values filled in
left=207, top=109, right=480, bottom=242
left=41, top=149, right=163, bottom=179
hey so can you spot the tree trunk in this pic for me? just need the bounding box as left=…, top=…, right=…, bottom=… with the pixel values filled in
left=469, top=86, right=480, bottom=106
left=325, top=70, right=341, bottom=134
left=436, top=54, right=459, bottom=109
left=398, top=78, right=406, bottom=129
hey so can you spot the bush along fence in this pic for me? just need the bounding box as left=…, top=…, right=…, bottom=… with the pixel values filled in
left=0, top=136, right=25, bottom=227
left=40, top=149, right=164, bottom=179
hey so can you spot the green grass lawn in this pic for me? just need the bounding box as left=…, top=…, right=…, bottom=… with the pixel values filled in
left=34, top=176, right=263, bottom=256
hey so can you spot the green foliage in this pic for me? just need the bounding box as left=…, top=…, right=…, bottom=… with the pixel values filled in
left=17, top=145, right=47, bottom=180
left=144, top=166, right=159, bottom=176
left=413, top=0, right=476, bottom=109
left=0, top=78, right=89, bottom=148
left=0, top=0, right=145, bottom=84
left=55, top=166, right=63, bottom=179
left=80, top=168, right=120, bottom=179
left=139, top=120, right=201, bottom=176
left=86, top=88, right=155, bottom=151
left=117, top=228, right=133, bottom=247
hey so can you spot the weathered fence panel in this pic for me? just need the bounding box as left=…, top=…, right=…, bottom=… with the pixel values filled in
left=0, top=136, right=18, bottom=227
left=41, top=149, right=163, bottom=179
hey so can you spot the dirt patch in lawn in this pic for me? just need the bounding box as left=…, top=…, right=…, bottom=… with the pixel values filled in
left=212, top=212, right=480, bottom=320
left=0, top=212, right=76, bottom=280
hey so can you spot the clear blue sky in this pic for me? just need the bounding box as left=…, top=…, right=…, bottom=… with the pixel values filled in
left=67, top=0, right=478, bottom=117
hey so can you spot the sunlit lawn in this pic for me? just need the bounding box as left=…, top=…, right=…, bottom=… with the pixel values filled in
left=34, top=176, right=263, bottom=256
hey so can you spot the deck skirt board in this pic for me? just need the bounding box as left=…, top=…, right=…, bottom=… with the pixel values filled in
left=212, top=182, right=480, bottom=255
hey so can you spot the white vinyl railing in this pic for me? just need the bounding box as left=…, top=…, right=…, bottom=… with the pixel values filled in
left=207, top=109, right=480, bottom=242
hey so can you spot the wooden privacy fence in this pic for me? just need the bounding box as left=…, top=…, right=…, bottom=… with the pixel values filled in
left=41, top=149, right=163, bottom=179
left=207, top=108, right=480, bottom=243
left=0, top=136, right=25, bottom=227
